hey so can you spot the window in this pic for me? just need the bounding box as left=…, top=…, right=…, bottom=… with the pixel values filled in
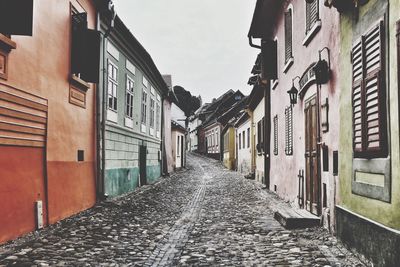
left=242, top=130, right=245, bottom=149
left=107, top=61, right=118, bottom=111
left=150, top=98, right=155, bottom=129
left=285, top=106, right=293, bottom=155
left=284, top=8, right=293, bottom=64
left=177, top=136, right=180, bottom=156
left=71, top=9, right=100, bottom=83
left=141, top=90, right=147, bottom=125
left=247, top=128, right=250, bottom=148
left=305, top=0, right=319, bottom=35
left=156, top=103, right=160, bottom=132
left=351, top=20, right=388, bottom=158
left=126, top=76, right=134, bottom=118
left=272, top=37, right=279, bottom=89
left=257, top=118, right=264, bottom=154
left=239, top=133, right=242, bottom=150
left=273, top=115, right=278, bottom=155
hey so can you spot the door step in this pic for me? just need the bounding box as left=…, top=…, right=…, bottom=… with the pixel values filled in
left=274, top=207, right=320, bottom=229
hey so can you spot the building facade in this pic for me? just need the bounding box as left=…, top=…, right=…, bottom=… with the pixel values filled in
left=222, top=126, right=236, bottom=170
left=171, top=121, right=186, bottom=169
left=0, top=0, right=101, bottom=243
left=248, top=0, right=340, bottom=231
left=98, top=15, right=168, bottom=197
left=235, top=113, right=252, bottom=175
left=333, top=0, right=400, bottom=265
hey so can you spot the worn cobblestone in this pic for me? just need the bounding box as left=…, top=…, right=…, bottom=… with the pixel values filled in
left=0, top=153, right=369, bottom=266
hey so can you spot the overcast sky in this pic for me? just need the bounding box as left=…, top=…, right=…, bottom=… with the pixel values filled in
left=113, top=0, right=258, bottom=103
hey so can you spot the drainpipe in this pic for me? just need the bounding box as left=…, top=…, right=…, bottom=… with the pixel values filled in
left=263, top=80, right=271, bottom=189
left=161, top=97, right=165, bottom=176
left=99, top=16, right=114, bottom=199
left=248, top=36, right=271, bottom=189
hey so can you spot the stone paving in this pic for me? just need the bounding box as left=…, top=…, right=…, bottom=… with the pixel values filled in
left=0, top=153, right=369, bottom=266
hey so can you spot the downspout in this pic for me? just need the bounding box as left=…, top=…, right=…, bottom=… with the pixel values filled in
left=161, top=96, right=165, bottom=176
left=95, top=12, right=101, bottom=201
left=99, top=19, right=113, bottom=199
left=248, top=36, right=271, bottom=189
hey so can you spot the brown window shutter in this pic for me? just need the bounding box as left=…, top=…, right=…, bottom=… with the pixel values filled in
left=285, top=9, right=293, bottom=63
left=352, top=20, right=388, bottom=158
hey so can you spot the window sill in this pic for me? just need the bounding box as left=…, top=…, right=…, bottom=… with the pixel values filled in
left=0, top=34, right=16, bottom=52
left=302, top=20, right=322, bottom=47
left=283, top=57, right=294, bottom=73
left=70, top=74, right=90, bottom=92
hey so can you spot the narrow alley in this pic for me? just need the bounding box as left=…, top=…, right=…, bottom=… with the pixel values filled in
left=0, top=153, right=366, bottom=267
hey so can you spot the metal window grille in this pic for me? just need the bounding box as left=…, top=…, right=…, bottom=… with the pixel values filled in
left=351, top=20, right=387, bottom=158
left=305, top=0, right=319, bottom=34
left=285, top=106, right=293, bottom=155
left=107, top=62, right=118, bottom=111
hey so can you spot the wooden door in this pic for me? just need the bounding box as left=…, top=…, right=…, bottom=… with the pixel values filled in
left=139, top=145, right=147, bottom=186
left=304, top=96, right=320, bottom=215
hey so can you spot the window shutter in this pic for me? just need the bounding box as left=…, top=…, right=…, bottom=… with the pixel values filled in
left=273, top=115, right=278, bottom=155
left=81, top=29, right=101, bottom=83
left=352, top=39, right=363, bottom=152
left=306, top=0, right=319, bottom=34
left=285, top=106, right=293, bottom=155
left=0, top=0, right=34, bottom=36
left=285, top=9, right=293, bottom=63
left=352, top=20, right=387, bottom=158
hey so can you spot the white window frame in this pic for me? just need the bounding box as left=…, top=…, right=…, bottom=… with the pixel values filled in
left=141, top=89, right=148, bottom=133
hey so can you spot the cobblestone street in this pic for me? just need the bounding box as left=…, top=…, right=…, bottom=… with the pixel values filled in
left=0, top=153, right=368, bottom=267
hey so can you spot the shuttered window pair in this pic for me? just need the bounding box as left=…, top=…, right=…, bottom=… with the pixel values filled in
left=273, top=115, right=278, bottom=156
left=285, top=106, right=293, bottom=155
left=284, top=9, right=293, bottom=63
left=305, top=0, right=319, bottom=34
left=351, top=20, right=388, bottom=158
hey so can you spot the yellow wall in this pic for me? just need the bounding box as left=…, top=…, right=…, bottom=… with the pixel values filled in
left=338, top=0, right=400, bottom=229
left=223, top=127, right=236, bottom=170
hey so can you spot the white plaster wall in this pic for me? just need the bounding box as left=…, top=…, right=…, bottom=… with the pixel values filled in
left=236, top=119, right=252, bottom=175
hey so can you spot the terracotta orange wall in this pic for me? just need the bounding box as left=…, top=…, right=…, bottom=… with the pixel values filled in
left=1, top=0, right=98, bottom=238
left=0, top=147, right=46, bottom=243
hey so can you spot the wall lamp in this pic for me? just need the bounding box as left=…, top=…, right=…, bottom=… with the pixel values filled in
left=287, top=76, right=301, bottom=106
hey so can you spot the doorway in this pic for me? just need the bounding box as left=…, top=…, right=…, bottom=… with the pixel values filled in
left=304, top=96, right=320, bottom=215
left=139, top=145, right=147, bottom=186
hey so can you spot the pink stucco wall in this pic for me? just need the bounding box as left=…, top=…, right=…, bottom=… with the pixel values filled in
left=268, top=0, right=340, bottom=230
